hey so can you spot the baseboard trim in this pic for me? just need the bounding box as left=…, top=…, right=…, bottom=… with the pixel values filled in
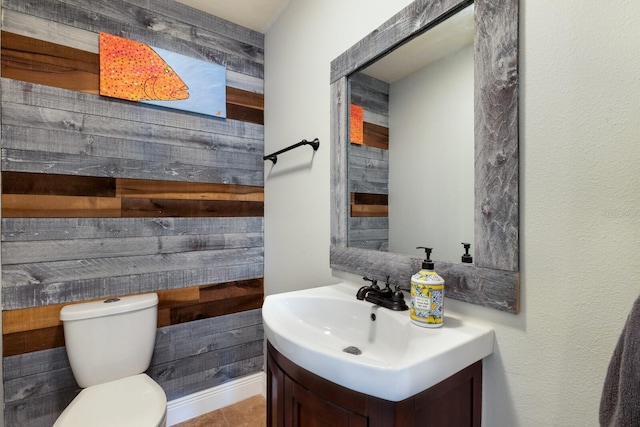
left=166, top=372, right=266, bottom=426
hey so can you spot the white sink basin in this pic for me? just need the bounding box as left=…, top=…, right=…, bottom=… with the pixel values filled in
left=262, top=282, right=495, bottom=402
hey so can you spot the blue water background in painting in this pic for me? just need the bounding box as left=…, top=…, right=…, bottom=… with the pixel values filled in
left=141, top=46, right=227, bottom=118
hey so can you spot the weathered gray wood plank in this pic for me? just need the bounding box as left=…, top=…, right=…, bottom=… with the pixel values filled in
left=2, top=249, right=264, bottom=310
left=1, top=10, right=264, bottom=94
left=3, top=347, right=70, bottom=381
left=158, top=355, right=264, bottom=401
left=119, top=0, right=264, bottom=49
left=331, top=245, right=518, bottom=313
left=1, top=79, right=264, bottom=140
left=2, top=115, right=263, bottom=159
left=2, top=9, right=99, bottom=53
left=349, top=217, right=389, bottom=231
left=4, top=387, right=78, bottom=427
left=330, top=79, right=349, bottom=247
left=474, top=0, right=519, bottom=271
left=153, top=309, right=263, bottom=362
left=2, top=233, right=263, bottom=265
left=2, top=217, right=263, bottom=242
left=330, top=0, right=473, bottom=82
left=149, top=340, right=263, bottom=383
left=350, top=73, right=389, bottom=116
left=3, top=0, right=264, bottom=78
left=349, top=145, right=389, bottom=194
left=2, top=123, right=261, bottom=175
left=2, top=148, right=263, bottom=186
left=3, top=247, right=263, bottom=287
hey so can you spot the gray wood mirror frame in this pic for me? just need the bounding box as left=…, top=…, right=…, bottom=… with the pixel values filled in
left=330, top=0, right=519, bottom=313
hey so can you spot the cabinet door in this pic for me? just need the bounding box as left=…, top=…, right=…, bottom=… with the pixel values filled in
left=284, top=376, right=368, bottom=427
left=267, top=351, right=285, bottom=427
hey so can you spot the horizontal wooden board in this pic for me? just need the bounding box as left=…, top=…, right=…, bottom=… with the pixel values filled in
left=1, top=77, right=264, bottom=143
left=2, top=232, right=263, bottom=265
left=2, top=249, right=264, bottom=310
left=2, top=172, right=116, bottom=197
left=363, top=122, right=389, bottom=149
left=3, top=279, right=264, bottom=356
left=121, top=198, right=264, bottom=218
left=3, top=326, right=65, bottom=357
left=1, top=173, right=265, bottom=218
left=2, top=0, right=264, bottom=78
left=350, top=73, right=389, bottom=117
left=116, top=178, right=264, bottom=201
left=352, top=193, right=388, bottom=206
left=2, top=194, right=122, bottom=218
left=2, top=217, right=263, bottom=242
left=2, top=172, right=264, bottom=202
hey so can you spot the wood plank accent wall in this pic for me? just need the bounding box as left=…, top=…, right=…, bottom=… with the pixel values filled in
left=348, top=72, right=389, bottom=251
left=0, top=1, right=266, bottom=425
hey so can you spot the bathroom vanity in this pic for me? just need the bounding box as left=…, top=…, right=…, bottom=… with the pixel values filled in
left=267, top=342, right=482, bottom=427
left=262, top=283, right=494, bottom=427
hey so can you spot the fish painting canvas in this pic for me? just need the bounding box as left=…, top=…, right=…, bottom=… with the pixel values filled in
left=350, top=104, right=364, bottom=145
left=99, top=32, right=226, bottom=118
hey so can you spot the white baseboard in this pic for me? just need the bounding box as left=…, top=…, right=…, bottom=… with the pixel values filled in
left=166, top=372, right=266, bottom=426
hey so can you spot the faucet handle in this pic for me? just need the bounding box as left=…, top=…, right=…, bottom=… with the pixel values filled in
left=362, top=276, right=379, bottom=289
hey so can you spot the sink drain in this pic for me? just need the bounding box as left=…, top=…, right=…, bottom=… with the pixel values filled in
left=343, top=346, right=361, bottom=355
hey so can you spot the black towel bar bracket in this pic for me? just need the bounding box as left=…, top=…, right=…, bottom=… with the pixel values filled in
left=263, top=138, right=320, bottom=164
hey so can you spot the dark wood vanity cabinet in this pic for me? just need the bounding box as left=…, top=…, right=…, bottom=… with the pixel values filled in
left=267, top=342, right=482, bottom=427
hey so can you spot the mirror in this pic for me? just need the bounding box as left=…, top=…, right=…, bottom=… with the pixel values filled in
left=348, top=5, right=475, bottom=263
left=330, top=0, right=520, bottom=313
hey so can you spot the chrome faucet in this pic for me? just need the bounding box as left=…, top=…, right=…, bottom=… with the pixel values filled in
left=356, top=276, right=408, bottom=311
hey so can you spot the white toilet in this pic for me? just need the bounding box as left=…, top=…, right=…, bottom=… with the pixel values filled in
left=54, top=293, right=167, bottom=427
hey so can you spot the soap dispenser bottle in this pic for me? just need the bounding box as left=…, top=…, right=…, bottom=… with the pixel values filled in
left=410, top=247, right=445, bottom=328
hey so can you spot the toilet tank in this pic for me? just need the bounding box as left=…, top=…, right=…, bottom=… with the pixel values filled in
left=60, top=293, right=159, bottom=388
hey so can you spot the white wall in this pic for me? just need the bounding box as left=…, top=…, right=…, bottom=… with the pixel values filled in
left=265, top=0, right=640, bottom=425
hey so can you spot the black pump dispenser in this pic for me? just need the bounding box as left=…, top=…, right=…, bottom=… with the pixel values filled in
left=461, top=243, right=473, bottom=263
left=416, top=246, right=434, bottom=270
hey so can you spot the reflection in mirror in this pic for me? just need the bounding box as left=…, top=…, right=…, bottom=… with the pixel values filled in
left=347, top=6, right=474, bottom=263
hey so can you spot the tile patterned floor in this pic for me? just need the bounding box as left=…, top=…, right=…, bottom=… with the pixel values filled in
left=173, top=395, right=266, bottom=427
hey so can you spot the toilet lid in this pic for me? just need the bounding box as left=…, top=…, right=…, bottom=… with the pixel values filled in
left=54, top=374, right=167, bottom=427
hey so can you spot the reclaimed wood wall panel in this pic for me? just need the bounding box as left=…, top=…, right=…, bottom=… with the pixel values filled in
left=3, top=279, right=264, bottom=357
left=2, top=0, right=264, bottom=78
left=2, top=81, right=264, bottom=186
left=346, top=72, right=389, bottom=252
left=1, top=32, right=264, bottom=125
left=348, top=217, right=389, bottom=251
left=1, top=0, right=266, bottom=424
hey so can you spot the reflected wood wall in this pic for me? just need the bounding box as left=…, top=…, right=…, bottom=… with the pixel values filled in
left=348, top=72, right=389, bottom=251
left=0, top=0, right=265, bottom=425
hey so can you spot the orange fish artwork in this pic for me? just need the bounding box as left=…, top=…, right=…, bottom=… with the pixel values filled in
left=99, top=32, right=190, bottom=102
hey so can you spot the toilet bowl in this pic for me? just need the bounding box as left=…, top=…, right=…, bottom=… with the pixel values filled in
left=53, top=294, right=167, bottom=427
left=54, top=374, right=166, bottom=427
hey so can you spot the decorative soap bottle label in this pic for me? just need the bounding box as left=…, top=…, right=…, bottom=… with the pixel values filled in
left=410, top=270, right=444, bottom=328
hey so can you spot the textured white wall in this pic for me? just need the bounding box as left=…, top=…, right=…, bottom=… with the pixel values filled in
left=264, top=0, right=640, bottom=425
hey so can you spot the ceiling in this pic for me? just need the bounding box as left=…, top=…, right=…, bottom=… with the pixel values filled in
left=175, top=0, right=290, bottom=33
left=362, top=4, right=474, bottom=83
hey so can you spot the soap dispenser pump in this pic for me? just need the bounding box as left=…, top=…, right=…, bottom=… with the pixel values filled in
left=410, top=247, right=445, bottom=328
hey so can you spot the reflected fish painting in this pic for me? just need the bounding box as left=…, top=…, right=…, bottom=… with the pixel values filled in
left=99, top=32, right=226, bottom=118
left=100, top=32, right=189, bottom=102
